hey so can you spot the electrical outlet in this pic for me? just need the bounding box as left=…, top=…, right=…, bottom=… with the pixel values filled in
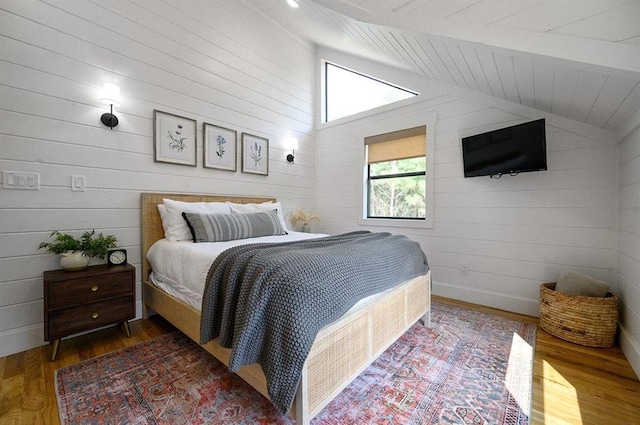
left=2, top=171, right=40, bottom=190
left=460, top=264, right=469, bottom=276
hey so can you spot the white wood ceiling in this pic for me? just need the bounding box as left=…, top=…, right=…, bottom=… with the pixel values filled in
left=248, top=0, right=640, bottom=134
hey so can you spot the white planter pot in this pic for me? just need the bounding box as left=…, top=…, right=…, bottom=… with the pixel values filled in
left=60, top=251, right=90, bottom=271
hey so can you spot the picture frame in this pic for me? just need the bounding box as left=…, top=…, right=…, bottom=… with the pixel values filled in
left=203, top=123, right=237, bottom=171
left=153, top=110, right=197, bottom=167
left=241, top=133, right=269, bottom=176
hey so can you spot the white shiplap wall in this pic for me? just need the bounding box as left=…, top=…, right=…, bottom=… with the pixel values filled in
left=618, top=121, right=640, bottom=377
left=315, top=50, right=618, bottom=317
left=0, top=0, right=316, bottom=357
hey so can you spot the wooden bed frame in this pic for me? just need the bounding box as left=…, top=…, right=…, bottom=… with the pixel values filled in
left=140, top=192, right=431, bottom=424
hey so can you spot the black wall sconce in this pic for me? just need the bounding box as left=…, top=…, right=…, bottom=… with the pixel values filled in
left=100, top=83, right=121, bottom=129
left=286, top=137, right=299, bottom=163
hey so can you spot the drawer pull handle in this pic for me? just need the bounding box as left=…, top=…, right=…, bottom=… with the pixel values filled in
left=91, top=285, right=99, bottom=292
left=91, top=312, right=99, bottom=319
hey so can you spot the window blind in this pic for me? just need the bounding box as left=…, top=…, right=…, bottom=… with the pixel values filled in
left=365, top=126, right=426, bottom=164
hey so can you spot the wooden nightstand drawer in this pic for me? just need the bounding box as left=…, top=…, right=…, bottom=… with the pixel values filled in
left=48, top=296, right=134, bottom=340
left=44, top=264, right=136, bottom=361
left=48, top=271, right=133, bottom=309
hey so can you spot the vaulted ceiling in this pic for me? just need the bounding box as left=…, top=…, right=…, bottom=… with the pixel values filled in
left=252, top=0, right=640, bottom=135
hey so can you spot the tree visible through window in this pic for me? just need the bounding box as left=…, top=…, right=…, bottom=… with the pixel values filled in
left=366, top=126, right=426, bottom=219
left=325, top=63, right=417, bottom=122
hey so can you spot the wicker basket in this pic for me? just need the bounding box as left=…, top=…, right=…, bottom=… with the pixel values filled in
left=539, top=283, right=618, bottom=347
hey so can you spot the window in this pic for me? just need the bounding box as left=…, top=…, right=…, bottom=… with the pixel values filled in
left=325, top=63, right=417, bottom=122
left=365, top=126, right=426, bottom=219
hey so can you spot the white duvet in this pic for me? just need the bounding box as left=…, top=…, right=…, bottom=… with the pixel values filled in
left=146, top=231, right=326, bottom=310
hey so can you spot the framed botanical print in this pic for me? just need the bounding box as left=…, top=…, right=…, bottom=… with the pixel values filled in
left=241, top=133, right=269, bottom=176
left=203, top=123, right=237, bottom=171
left=153, top=110, right=197, bottom=166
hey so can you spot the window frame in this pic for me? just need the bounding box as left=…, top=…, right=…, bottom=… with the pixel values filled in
left=358, top=112, right=436, bottom=229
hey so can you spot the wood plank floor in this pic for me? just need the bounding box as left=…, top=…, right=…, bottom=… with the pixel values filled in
left=1, top=296, right=638, bottom=424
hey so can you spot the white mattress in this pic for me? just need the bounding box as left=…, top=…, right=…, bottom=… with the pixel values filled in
left=147, top=231, right=326, bottom=309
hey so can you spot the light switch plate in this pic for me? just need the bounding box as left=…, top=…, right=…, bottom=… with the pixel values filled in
left=71, top=175, right=86, bottom=192
left=2, top=171, right=40, bottom=190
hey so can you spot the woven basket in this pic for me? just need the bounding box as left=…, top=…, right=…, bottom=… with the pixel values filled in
left=539, top=283, right=618, bottom=347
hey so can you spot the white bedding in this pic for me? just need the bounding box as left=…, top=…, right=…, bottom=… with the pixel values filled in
left=147, top=231, right=326, bottom=309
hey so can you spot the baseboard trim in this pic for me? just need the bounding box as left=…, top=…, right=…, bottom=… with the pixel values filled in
left=619, top=324, right=640, bottom=379
left=0, top=324, right=46, bottom=358
left=432, top=280, right=539, bottom=317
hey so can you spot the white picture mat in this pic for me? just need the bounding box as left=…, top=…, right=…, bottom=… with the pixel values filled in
left=154, top=110, right=197, bottom=166
left=204, top=123, right=237, bottom=171
left=242, top=133, right=269, bottom=175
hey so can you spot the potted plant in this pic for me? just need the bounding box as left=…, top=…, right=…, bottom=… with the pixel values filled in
left=289, top=209, right=320, bottom=233
left=39, top=230, right=118, bottom=271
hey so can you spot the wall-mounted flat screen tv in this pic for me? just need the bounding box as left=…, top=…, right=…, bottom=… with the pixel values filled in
left=462, top=118, right=547, bottom=178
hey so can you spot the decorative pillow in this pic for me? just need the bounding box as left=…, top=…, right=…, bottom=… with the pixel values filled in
left=162, top=198, right=231, bottom=241
left=227, top=201, right=288, bottom=232
left=555, top=270, right=610, bottom=297
left=182, top=210, right=286, bottom=242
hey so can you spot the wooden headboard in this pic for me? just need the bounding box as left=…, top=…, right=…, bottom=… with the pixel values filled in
left=140, top=193, right=276, bottom=283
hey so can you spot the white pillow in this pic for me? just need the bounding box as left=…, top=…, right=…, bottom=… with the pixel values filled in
left=162, top=198, right=232, bottom=241
left=227, top=201, right=288, bottom=232
left=157, top=204, right=170, bottom=237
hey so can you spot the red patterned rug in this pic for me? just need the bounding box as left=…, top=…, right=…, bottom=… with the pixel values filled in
left=55, top=302, right=536, bottom=424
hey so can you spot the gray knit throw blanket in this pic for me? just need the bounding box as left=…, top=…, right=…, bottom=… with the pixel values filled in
left=200, top=231, right=429, bottom=414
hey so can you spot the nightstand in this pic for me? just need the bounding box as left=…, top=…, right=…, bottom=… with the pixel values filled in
left=44, top=263, right=135, bottom=361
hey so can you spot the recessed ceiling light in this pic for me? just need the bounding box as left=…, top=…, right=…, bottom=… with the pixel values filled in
left=286, top=0, right=300, bottom=8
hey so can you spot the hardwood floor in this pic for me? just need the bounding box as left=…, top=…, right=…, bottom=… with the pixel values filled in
left=1, top=297, right=638, bottom=424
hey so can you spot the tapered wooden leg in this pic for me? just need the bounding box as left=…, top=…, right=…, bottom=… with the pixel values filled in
left=122, top=321, right=131, bottom=338
left=50, top=339, right=60, bottom=362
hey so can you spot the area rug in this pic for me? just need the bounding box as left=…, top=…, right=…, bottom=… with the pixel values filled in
left=55, top=301, right=536, bottom=425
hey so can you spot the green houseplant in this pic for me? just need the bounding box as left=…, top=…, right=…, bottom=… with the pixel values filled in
left=39, top=230, right=118, bottom=270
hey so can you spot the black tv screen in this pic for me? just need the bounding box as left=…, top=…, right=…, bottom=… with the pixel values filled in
left=462, top=119, right=547, bottom=178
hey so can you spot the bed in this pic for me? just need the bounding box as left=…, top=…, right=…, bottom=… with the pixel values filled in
left=140, top=192, right=431, bottom=424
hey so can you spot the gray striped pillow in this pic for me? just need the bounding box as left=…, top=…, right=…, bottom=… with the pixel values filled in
left=182, top=210, right=285, bottom=242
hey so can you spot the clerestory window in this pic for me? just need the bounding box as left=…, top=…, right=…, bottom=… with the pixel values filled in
left=324, top=62, right=418, bottom=123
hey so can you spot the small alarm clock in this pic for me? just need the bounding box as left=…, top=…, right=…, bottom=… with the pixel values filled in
left=107, top=248, right=127, bottom=266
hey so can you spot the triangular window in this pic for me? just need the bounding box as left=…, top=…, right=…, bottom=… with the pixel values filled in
left=324, top=62, right=418, bottom=123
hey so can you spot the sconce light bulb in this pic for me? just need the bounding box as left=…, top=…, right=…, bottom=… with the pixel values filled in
left=100, top=83, right=121, bottom=107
